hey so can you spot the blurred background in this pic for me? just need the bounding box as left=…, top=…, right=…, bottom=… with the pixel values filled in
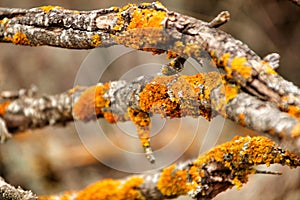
left=0, top=0, right=300, bottom=199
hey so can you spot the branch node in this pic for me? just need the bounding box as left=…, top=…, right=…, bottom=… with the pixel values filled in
left=263, top=53, right=280, bottom=69
left=208, top=11, right=230, bottom=28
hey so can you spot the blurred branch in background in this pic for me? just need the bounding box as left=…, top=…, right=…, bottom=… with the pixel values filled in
left=289, top=0, right=300, bottom=6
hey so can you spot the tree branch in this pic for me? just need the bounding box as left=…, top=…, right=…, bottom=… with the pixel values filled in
left=0, top=2, right=300, bottom=119
left=37, top=136, right=300, bottom=200
left=1, top=72, right=300, bottom=160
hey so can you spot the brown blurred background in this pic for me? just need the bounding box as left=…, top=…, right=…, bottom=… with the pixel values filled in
left=0, top=0, right=300, bottom=199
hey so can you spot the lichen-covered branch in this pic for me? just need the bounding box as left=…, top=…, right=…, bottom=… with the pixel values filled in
left=37, top=136, right=300, bottom=200
left=0, top=177, right=37, bottom=200
left=1, top=72, right=300, bottom=162
left=1, top=2, right=300, bottom=121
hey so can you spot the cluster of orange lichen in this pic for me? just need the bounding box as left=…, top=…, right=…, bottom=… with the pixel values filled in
left=37, top=136, right=299, bottom=200
left=39, top=177, right=145, bottom=200
left=0, top=101, right=10, bottom=116
left=138, top=73, right=223, bottom=120
left=194, top=136, right=299, bottom=189
left=91, top=34, right=101, bottom=47
left=139, top=80, right=180, bottom=118
left=72, top=84, right=110, bottom=122
left=113, top=2, right=167, bottom=32
left=229, top=57, right=253, bottom=79
left=76, top=177, right=145, bottom=200
left=157, top=164, right=193, bottom=197
left=126, top=2, right=167, bottom=30
left=127, top=107, right=152, bottom=149
left=4, top=31, right=31, bottom=46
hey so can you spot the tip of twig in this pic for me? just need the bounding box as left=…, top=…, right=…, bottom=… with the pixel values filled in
left=145, top=146, right=155, bottom=164
left=209, top=11, right=230, bottom=28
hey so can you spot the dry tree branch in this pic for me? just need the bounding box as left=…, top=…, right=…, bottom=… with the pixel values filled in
left=0, top=2, right=300, bottom=199
left=37, top=136, right=300, bottom=200
left=0, top=2, right=300, bottom=116
left=1, top=72, right=300, bottom=161
left=0, top=2, right=299, bottom=157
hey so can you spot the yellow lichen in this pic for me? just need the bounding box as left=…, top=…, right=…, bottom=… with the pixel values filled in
left=91, top=34, right=101, bottom=47
left=126, top=5, right=167, bottom=30
left=287, top=105, right=300, bottom=118
left=224, top=81, right=239, bottom=103
left=193, top=136, right=299, bottom=189
left=229, top=57, right=253, bottom=79
left=39, top=5, right=62, bottom=13
left=73, top=84, right=110, bottom=121
left=128, top=107, right=150, bottom=127
left=0, top=18, right=9, bottom=26
left=5, top=32, right=30, bottom=45
left=262, top=61, right=277, bottom=75
left=166, top=51, right=178, bottom=59
left=157, top=164, right=192, bottom=196
left=139, top=79, right=180, bottom=118
left=75, top=177, right=144, bottom=200
left=219, top=53, right=231, bottom=68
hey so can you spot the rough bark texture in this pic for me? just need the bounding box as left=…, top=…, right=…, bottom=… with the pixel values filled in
left=0, top=2, right=300, bottom=200
left=38, top=136, right=300, bottom=200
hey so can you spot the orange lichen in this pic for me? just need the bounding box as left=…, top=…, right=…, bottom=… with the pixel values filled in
left=139, top=81, right=180, bottom=118
left=262, top=61, right=277, bottom=75
left=291, top=123, right=300, bottom=137
left=0, top=18, right=9, bottom=26
left=166, top=51, right=178, bottom=59
left=76, top=177, right=144, bottom=200
left=39, top=5, right=62, bottom=13
left=0, top=101, right=10, bottom=115
left=286, top=105, right=300, bottom=118
left=4, top=32, right=30, bottom=45
left=224, top=81, right=239, bottom=103
left=218, top=53, right=231, bottom=68
left=126, top=4, right=167, bottom=30
left=193, top=136, right=299, bottom=189
left=128, top=107, right=150, bottom=127
left=103, top=112, right=120, bottom=123
left=157, top=164, right=192, bottom=196
left=229, top=57, right=253, bottom=79
left=238, top=113, right=246, bottom=126
left=91, top=34, right=101, bottom=47
left=73, top=84, right=110, bottom=121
